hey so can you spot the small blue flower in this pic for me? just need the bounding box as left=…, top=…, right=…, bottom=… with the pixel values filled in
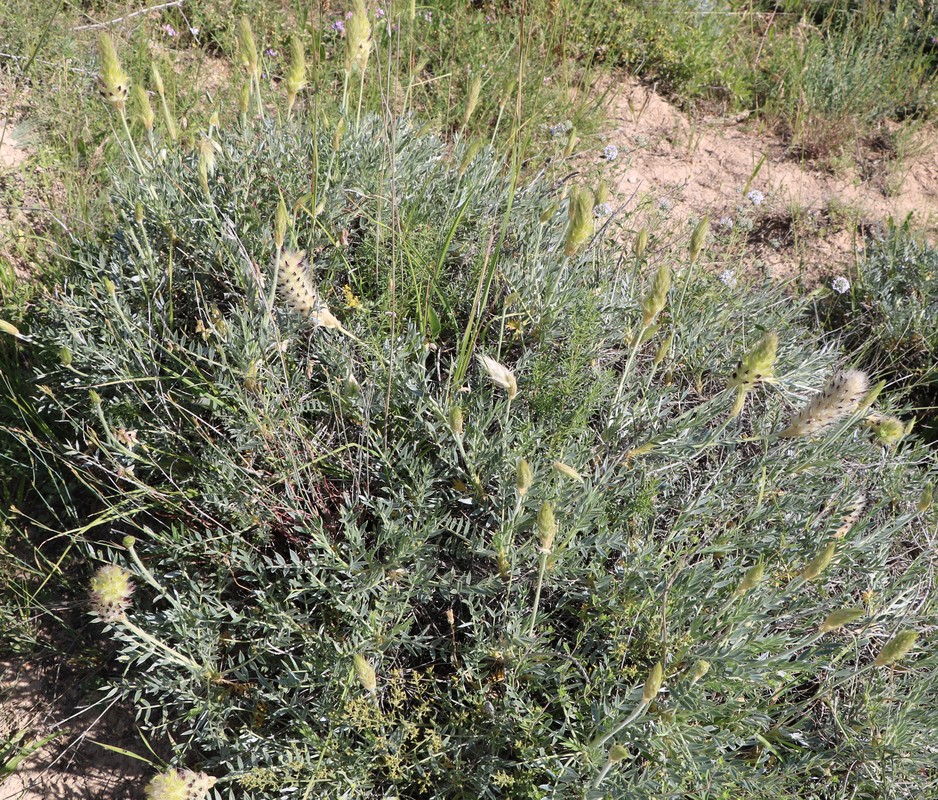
left=747, top=189, right=765, bottom=206
left=719, top=269, right=737, bottom=289
left=602, top=144, right=619, bottom=161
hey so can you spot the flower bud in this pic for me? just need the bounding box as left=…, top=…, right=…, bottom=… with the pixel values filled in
left=734, top=562, right=763, bottom=596
left=516, top=459, right=532, bottom=497
left=688, top=659, right=710, bottom=685
left=642, top=662, right=663, bottom=702
left=608, top=744, right=629, bottom=764
left=552, top=461, right=583, bottom=482
left=819, top=607, right=864, bottom=633
left=536, top=502, right=557, bottom=554
left=874, top=630, right=918, bottom=667
left=448, top=406, right=464, bottom=436
left=354, top=653, right=377, bottom=692
left=802, top=541, right=836, bottom=582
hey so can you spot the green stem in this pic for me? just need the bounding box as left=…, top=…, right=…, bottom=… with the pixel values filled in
left=591, top=699, right=649, bottom=750
left=120, top=617, right=205, bottom=675
left=527, top=551, right=549, bottom=637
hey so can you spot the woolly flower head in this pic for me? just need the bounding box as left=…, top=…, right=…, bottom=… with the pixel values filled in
left=602, top=144, right=619, bottom=161
left=477, top=354, right=518, bottom=400
left=277, top=251, right=342, bottom=329
left=831, top=275, right=850, bottom=294
left=89, top=565, right=134, bottom=623
left=747, top=189, right=765, bottom=206
left=145, top=768, right=216, bottom=800
left=780, top=369, right=868, bottom=438
left=718, top=269, right=737, bottom=289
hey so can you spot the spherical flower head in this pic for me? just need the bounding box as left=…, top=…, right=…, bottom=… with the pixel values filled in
left=747, top=189, right=765, bottom=206
left=331, top=19, right=345, bottom=33
left=719, top=269, right=737, bottom=289
left=89, top=565, right=134, bottom=623
left=717, top=216, right=734, bottom=231
left=145, top=768, right=216, bottom=800
left=831, top=275, right=850, bottom=294
left=602, top=144, right=619, bottom=161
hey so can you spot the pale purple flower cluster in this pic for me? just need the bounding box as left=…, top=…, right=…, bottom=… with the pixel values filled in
left=331, top=19, right=345, bottom=32
left=747, top=189, right=765, bottom=206
left=602, top=144, right=619, bottom=161
left=265, top=48, right=278, bottom=57
left=719, top=269, right=737, bottom=289
left=162, top=23, right=177, bottom=37
left=594, top=203, right=612, bottom=217
left=717, top=216, right=734, bottom=231
left=831, top=276, right=851, bottom=294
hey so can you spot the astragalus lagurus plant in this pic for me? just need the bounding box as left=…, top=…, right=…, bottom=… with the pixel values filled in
left=2, top=25, right=938, bottom=800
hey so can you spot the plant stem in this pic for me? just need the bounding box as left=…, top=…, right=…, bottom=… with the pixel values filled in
left=527, top=550, right=548, bottom=637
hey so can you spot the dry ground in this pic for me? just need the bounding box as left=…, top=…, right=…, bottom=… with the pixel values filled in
left=598, top=75, right=938, bottom=284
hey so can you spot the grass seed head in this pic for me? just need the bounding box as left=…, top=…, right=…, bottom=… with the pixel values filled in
left=564, top=187, right=594, bottom=257
left=641, top=264, right=671, bottom=328
left=354, top=653, right=377, bottom=692
left=132, top=85, right=155, bottom=131
left=458, top=140, right=484, bottom=176
left=151, top=63, right=165, bottom=97
left=634, top=228, right=648, bottom=261
left=462, top=75, right=482, bottom=128
left=285, top=34, right=307, bottom=115
left=689, top=216, right=709, bottom=264
left=97, top=33, right=130, bottom=111
left=874, top=630, right=918, bottom=667
left=820, top=607, right=865, bottom=633
left=346, top=0, right=372, bottom=75
left=780, top=369, right=869, bottom=437
left=918, top=484, right=933, bottom=513
left=237, top=17, right=259, bottom=77
left=564, top=126, right=578, bottom=157
left=802, top=541, right=836, bottom=581
left=89, top=564, right=134, bottom=623
left=477, top=354, right=518, bottom=400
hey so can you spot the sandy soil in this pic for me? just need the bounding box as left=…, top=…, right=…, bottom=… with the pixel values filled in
left=0, top=659, right=148, bottom=800
left=597, top=75, right=938, bottom=282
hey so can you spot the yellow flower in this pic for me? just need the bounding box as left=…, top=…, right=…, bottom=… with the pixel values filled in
left=342, top=284, right=362, bottom=309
